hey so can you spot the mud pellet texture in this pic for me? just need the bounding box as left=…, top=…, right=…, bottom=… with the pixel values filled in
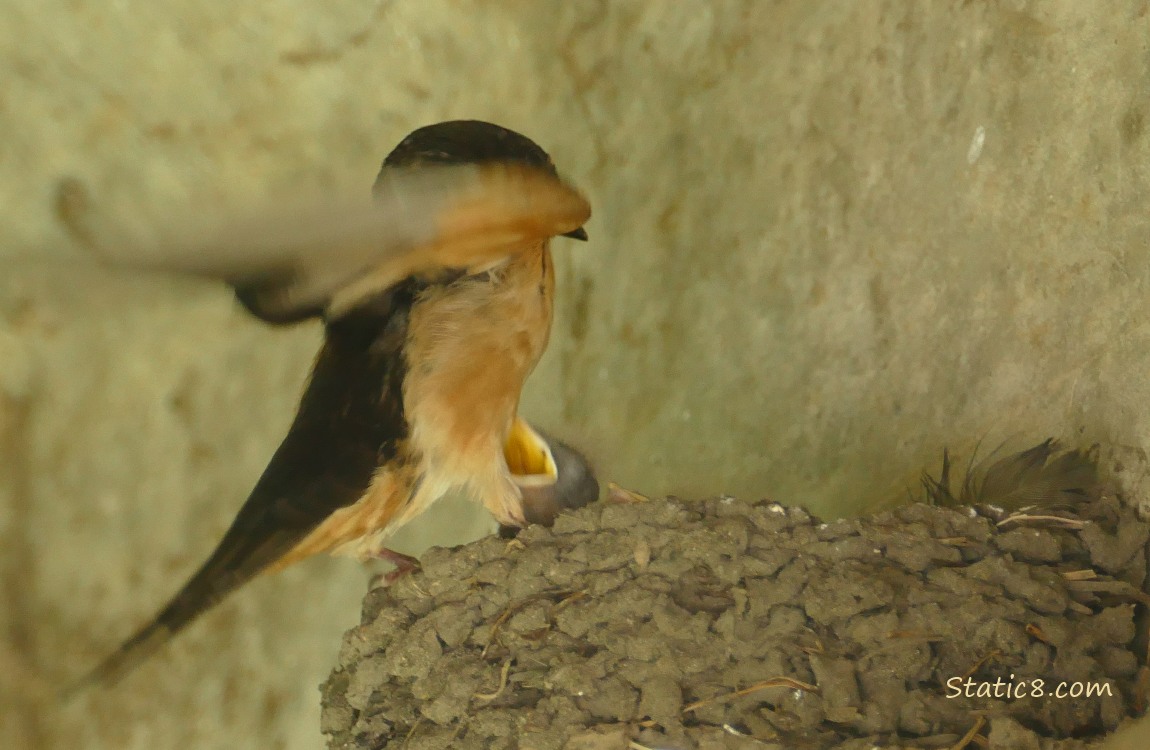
left=321, top=492, right=1150, bottom=749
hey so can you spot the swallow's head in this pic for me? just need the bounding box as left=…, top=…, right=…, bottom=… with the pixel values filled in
left=378, top=120, right=588, bottom=241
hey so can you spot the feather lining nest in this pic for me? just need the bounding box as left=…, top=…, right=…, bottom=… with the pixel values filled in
left=922, top=438, right=1098, bottom=515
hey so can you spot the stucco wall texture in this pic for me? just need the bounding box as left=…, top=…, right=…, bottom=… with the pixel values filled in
left=2, top=1, right=1149, bottom=748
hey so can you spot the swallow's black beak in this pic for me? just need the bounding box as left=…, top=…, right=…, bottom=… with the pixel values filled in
left=562, top=227, right=589, bottom=241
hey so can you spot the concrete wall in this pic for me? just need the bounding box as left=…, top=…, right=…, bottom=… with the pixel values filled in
left=2, top=1, right=1149, bottom=747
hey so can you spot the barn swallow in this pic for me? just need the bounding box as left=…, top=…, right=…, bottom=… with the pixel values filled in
left=69, top=120, right=596, bottom=691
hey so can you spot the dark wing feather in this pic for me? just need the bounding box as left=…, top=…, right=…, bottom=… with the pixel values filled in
left=66, top=425, right=383, bottom=693
left=67, top=283, right=420, bottom=693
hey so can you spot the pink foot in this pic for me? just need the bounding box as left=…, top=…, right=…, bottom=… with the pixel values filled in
left=371, top=548, right=421, bottom=585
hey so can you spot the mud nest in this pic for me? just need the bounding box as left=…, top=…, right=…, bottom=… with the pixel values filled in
left=321, top=456, right=1150, bottom=749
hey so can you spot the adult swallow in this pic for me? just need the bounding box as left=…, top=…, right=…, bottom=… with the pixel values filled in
left=70, top=120, right=596, bottom=691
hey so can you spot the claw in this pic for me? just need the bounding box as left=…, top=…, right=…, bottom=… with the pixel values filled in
left=368, top=547, right=421, bottom=587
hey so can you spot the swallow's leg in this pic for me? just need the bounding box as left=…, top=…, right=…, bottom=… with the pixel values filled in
left=370, top=547, right=421, bottom=586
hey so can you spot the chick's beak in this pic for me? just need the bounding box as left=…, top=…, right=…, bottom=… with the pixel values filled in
left=562, top=227, right=589, bottom=241
left=504, top=418, right=599, bottom=528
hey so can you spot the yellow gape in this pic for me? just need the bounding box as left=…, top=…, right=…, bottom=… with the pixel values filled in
left=504, top=416, right=558, bottom=486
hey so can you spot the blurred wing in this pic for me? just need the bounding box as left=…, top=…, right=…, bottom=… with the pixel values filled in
left=100, top=162, right=591, bottom=323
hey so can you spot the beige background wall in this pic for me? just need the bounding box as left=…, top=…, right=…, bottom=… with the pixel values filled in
left=2, top=1, right=1149, bottom=748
